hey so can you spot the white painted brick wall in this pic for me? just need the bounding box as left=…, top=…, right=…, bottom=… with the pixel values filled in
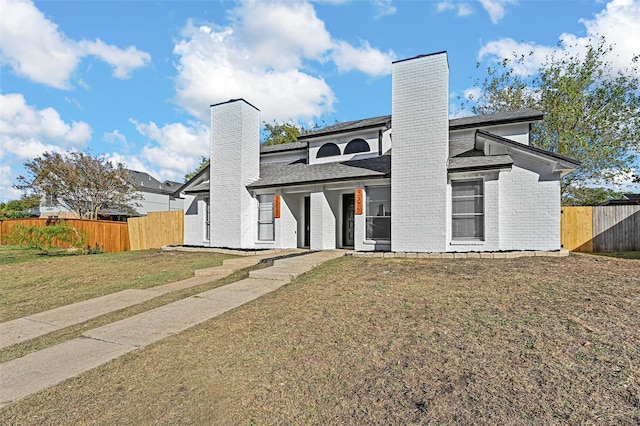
left=499, top=159, right=561, bottom=251
left=274, top=193, right=298, bottom=248
left=209, top=99, right=260, bottom=249
left=183, top=194, right=206, bottom=246
left=310, top=189, right=336, bottom=250
left=391, top=52, right=449, bottom=252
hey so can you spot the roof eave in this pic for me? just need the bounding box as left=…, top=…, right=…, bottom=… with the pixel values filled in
left=451, top=113, right=544, bottom=131
left=247, top=173, right=390, bottom=190
left=173, top=164, right=211, bottom=197
left=475, top=130, right=581, bottom=168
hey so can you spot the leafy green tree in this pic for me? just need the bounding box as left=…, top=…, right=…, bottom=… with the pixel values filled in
left=261, top=120, right=307, bottom=146
left=184, top=156, right=210, bottom=182
left=14, top=151, right=141, bottom=220
left=0, top=195, right=40, bottom=219
left=563, top=187, right=622, bottom=206
left=466, top=37, right=640, bottom=202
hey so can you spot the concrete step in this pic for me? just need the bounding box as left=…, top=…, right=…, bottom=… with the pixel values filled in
left=194, top=268, right=237, bottom=277
left=248, top=267, right=310, bottom=281
left=273, top=258, right=323, bottom=268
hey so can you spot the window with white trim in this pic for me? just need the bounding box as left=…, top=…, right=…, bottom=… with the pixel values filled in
left=451, top=180, right=484, bottom=241
left=257, top=194, right=275, bottom=241
left=366, top=186, right=391, bottom=240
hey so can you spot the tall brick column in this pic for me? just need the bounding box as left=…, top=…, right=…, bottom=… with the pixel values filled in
left=391, top=52, right=449, bottom=252
left=209, top=99, right=260, bottom=248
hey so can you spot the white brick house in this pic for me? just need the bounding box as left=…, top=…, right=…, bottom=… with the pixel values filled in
left=177, top=51, right=578, bottom=252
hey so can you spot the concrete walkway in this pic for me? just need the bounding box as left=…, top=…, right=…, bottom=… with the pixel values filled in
left=0, top=250, right=345, bottom=408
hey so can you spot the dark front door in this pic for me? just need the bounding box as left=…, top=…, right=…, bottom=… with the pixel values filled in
left=343, top=194, right=355, bottom=247
left=304, top=196, right=311, bottom=248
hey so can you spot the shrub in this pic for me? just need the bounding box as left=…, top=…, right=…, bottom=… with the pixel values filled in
left=7, top=220, right=88, bottom=253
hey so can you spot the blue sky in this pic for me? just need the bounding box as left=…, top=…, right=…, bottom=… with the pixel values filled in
left=1, top=0, right=639, bottom=202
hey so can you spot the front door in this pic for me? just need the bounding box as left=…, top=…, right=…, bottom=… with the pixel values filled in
left=342, top=194, right=355, bottom=247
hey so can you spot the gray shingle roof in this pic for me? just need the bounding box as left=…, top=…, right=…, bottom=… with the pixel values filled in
left=127, top=170, right=178, bottom=195
left=247, top=154, right=391, bottom=189
left=298, top=115, right=391, bottom=139
left=475, top=130, right=580, bottom=170
left=298, top=108, right=545, bottom=140
left=623, top=193, right=640, bottom=200
left=260, top=141, right=308, bottom=153
left=183, top=182, right=210, bottom=193
left=450, top=108, right=544, bottom=130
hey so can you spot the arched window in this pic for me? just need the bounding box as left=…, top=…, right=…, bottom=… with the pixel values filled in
left=344, top=138, right=370, bottom=154
left=317, top=143, right=341, bottom=158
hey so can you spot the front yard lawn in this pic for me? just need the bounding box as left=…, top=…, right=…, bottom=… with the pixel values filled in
left=0, top=246, right=234, bottom=321
left=1, top=253, right=638, bottom=424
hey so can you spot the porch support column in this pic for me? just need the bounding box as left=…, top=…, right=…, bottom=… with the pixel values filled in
left=310, top=188, right=336, bottom=250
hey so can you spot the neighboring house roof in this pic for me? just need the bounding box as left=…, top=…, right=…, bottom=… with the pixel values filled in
left=128, top=170, right=181, bottom=195
left=247, top=153, right=391, bottom=189
left=600, top=193, right=640, bottom=205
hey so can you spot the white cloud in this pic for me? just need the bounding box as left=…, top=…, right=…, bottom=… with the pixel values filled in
left=478, top=0, right=515, bottom=24
left=0, top=93, right=92, bottom=159
left=0, top=165, right=23, bottom=201
left=0, top=93, right=93, bottom=201
left=578, top=0, right=640, bottom=74
left=437, top=1, right=473, bottom=17
left=373, top=0, right=397, bottom=19
left=104, top=130, right=128, bottom=146
left=172, top=1, right=394, bottom=123
left=332, top=40, right=395, bottom=77
left=173, top=23, right=335, bottom=123
left=0, top=0, right=150, bottom=89
left=78, top=39, right=151, bottom=79
left=477, top=0, right=640, bottom=77
left=478, top=38, right=557, bottom=76
left=237, top=1, right=333, bottom=70
left=128, top=119, right=210, bottom=182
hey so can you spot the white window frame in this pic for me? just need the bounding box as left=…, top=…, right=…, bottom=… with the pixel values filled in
left=365, top=185, right=391, bottom=241
left=451, top=179, right=484, bottom=241
left=257, top=193, right=275, bottom=241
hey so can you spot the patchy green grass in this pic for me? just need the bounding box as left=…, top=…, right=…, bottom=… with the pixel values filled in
left=1, top=253, right=638, bottom=424
left=0, top=247, right=234, bottom=321
left=0, top=245, right=72, bottom=266
left=595, top=251, right=640, bottom=259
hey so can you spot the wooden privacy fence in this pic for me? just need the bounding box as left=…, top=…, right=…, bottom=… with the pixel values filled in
left=0, top=218, right=130, bottom=253
left=561, top=206, right=640, bottom=252
left=128, top=211, right=184, bottom=250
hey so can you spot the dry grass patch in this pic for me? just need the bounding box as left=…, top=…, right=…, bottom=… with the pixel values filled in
left=1, top=254, right=638, bottom=424
left=0, top=247, right=234, bottom=321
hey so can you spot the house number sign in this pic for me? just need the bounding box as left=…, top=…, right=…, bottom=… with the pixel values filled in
left=273, top=194, right=281, bottom=218
left=355, top=188, right=363, bottom=215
